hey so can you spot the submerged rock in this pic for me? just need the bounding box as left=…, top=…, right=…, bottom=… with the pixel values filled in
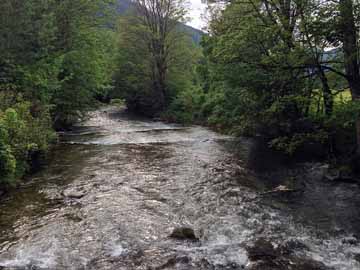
left=247, top=239, right=279, bottom=261
left=323, top=166, right=360, bottom=184
left=261, top=185, right=303, bottom=196
left=151, top=255, right=190, bottom=270
left=279, top=239, right=310, bottom=255
left=62, top=189, right=86, bottom=199
left=169, top=227, right=198, bottom=241
left=342, top=236, right=358, bottom=245
left=247, top=238, right=332, bottom=270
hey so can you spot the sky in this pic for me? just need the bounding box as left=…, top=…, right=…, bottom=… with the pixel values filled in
left=187, top=0, right=207, bottom=30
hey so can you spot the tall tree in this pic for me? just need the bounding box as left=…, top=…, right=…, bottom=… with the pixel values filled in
left=114, top=0, right=194, bottom=115
left=338, top=0, right=360, bottom=154
left=50, top=0, right=116, bottom=127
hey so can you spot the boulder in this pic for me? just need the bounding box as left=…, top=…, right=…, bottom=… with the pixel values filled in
left=323, top=166, right=359, bottom=184
left=354, top=253, right=360, bottom=263
left=247, top=238, right=279, bottom=261
left=247, top=238, right=331, bottom=270
left=279, top=239, right=309, bottom=255
left=169, top=227, right=198, bottom=241
left=342, top=236, right=358, bottom=245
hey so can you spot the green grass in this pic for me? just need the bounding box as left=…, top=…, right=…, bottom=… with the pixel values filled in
left=309, top=89, right=352, bottom=116
left=110, top=99, right=125, bottom=106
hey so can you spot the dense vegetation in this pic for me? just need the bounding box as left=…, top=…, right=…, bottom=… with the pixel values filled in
left=112, top=0, right=200, bottom=116
left=2, top=0, right=360, bottom=188
left=115, top=0, right=204, bottom=44
left=146, top=0, right=360, bottom=170
left=112, top=0, right=360, bottom=172
left=114, top=0, right=360, bottom=167
left=195, top=0, right=360, bottom=164
left=0, top=0, right=116, bottom=188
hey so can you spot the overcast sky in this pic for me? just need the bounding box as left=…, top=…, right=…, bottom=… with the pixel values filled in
left=187, top=0, right=207, bottom=29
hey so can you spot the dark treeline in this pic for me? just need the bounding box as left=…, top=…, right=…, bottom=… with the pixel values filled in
left=2, top=0, right=360, bottom=188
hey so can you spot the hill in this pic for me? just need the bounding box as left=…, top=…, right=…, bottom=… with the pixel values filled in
left=115, top=0, right=205, bottom=44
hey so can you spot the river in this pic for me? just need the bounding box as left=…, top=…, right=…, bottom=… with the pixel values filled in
left=0, top=107, right=360, bottom=270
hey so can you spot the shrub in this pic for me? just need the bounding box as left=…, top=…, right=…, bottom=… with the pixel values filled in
left=0, top=124, right=16, bottom=184
left=110, top=99, right=125, bottom=106
left=0, top=100, right=56, bottom=186
left=164, top=86, right=205, bottom=123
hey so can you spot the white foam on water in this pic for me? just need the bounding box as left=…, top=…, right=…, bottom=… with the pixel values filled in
left=0, top=238, right=59, bottom=269
left=105, top=241, right=128, bottom=257
left=300, top=230, right=360, bottom=270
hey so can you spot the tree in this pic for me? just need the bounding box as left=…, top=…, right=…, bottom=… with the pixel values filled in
left=51, top=0, right=116, bottom=127
left=0, top=0, right=116, bottom=184
left=297, top=0, right=360, bottom=154
left=197, top=0, right=360, bottom=157
left=114, top=0, right=194, bottom=116
left=338, top=0, right=360, bottom=154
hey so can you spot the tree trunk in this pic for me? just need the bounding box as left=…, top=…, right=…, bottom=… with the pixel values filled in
left=317, top=66, right=333, bottom=116
left=154, top=49, right=167, bottom=112
left=339, top=0, right=360, bottom=154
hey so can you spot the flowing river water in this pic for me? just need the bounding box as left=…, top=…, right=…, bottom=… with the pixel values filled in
left=0, top=107, right=360, bottom=270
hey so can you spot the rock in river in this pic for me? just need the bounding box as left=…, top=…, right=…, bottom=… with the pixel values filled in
left=62, top=188, right=86, bottom=199
left=169, top=227, right=199, bottom=241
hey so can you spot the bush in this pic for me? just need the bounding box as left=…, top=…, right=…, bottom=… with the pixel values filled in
left=0, top=125, right=16, bottom=184
left=0, top=99, right=56, bottom=186
left=201, top=84, right=260, bottom=135
left=163, top=86, right=205, bottom=123
left=110, top=99, right=125, bottom=106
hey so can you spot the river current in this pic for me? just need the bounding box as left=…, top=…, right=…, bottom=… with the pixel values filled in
left=0, top=107, right=359, bottom=270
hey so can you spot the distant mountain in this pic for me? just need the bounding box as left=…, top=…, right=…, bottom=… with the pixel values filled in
left=178, top=23, right=204, bottom=45
left=114, top=0, right=204, bottom=44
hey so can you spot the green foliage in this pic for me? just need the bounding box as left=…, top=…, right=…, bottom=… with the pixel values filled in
left=0, top=0, right=115, bottom=186
left=269, top=131, right=329, bottom=155
left=163, top=86, right=205, bottom=123
left=50, top=1, right=116, bottom=127
left=0, top=98, right=56, bottom=185
left=329, top=100, right=360, bottom=129
left=110, top=99, right=125, bottom=106
left=0, top=0, right=116, bottom=128
left=184, top=0, right=360, bottom=157
left=113, top=0, right=200, bottom=116
left=0, top=124, right=16, bottom=184
left=202, top=84, right=259, bottom=135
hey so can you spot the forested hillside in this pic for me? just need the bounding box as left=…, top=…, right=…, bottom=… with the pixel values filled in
left=115, top=0, right=204, bottom=44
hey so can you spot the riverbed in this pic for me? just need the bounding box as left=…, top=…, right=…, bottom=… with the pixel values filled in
left=0, top=107, right=359, bottom=270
